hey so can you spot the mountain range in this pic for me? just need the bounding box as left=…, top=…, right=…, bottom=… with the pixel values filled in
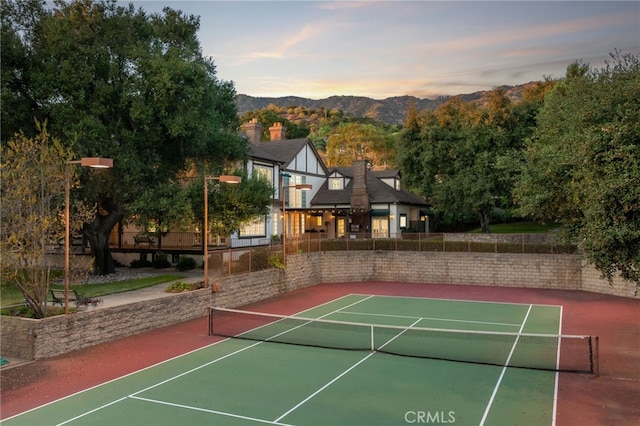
left=236, top=83, right=534, bottom=125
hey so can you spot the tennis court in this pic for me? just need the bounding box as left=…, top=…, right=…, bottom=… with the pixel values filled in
left=2, top=294, right=596, bottom=426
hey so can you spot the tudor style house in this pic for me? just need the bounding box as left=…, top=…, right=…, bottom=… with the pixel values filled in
left=235, top=119, right=329, bottom=247
left=310, top=161, right=429, bottom=239
left=109, top=119, right=429, bottom=260
left=233, top=119, right=429, bottom=247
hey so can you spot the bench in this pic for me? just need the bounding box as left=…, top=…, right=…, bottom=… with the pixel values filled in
left=134, top=235, right=156, bottom=248
left=50, top=289, right=103, bottom=308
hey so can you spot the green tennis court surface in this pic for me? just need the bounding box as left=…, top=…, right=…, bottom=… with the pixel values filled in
left=3, top=294, right=596, bottom=426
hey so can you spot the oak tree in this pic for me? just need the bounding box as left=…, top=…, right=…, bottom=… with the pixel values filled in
left=2, top=0, right=249, bottom=274
left=515, top=52, right=640, bottom=287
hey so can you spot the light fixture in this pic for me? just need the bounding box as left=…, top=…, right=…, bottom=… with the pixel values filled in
left=79, top=157, right=114, bottom=168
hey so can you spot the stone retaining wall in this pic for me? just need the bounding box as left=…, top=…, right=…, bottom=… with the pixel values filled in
left=2, top=290, right=209, bottom=360
left=2, top=252, right=636, bottom=361
left=210, top=252, right=635, bottom=310
left=312, top=251, right=635, bottom=297
left=319, top=252, right=583, bottom=290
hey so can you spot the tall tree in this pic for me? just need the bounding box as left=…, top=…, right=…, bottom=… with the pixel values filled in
left=2, top=0, right=248, bottom=274
left=515, top=52, right=640, bottom=287
left=1, top=125, right=91, bottom=318
left=398, top=91, right=523, bottom=232
left=325, top=122, right=395, bottom=169
left=186, top=172, right=273, bottom=239
left=129, top=181, right=194, bottom=251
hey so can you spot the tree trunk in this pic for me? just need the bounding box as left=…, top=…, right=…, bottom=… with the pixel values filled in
left=479, top=210, right=491, bottom=234
left=83, top=200, right=124, bottom=275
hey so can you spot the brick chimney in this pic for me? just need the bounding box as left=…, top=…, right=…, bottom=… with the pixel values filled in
left=243, top=118, right=262, bottom=145
left=350, top=160, right=369, bottom=211
left=269, top=122, right=287, bottom=141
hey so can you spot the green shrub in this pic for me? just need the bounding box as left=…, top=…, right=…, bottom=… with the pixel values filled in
left=152, top=253, right=171, bottom=269
left=2, top=305, right=38, bottom=318
left=130, top=258, right=152, bottom=268
left=166, top=281, right=202, bottom=292
left=175, top=256, right=196, bottom=271
left=269, top=253, right=285, bottom=269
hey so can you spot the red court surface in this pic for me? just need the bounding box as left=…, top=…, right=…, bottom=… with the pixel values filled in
left=1, top=282, right=639, bottom=425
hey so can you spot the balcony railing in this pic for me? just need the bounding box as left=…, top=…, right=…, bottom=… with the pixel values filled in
left=109, top=232, right=226, bottom=251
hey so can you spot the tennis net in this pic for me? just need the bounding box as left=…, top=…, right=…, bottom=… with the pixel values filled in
left=208, top=307, right=597, bottom=374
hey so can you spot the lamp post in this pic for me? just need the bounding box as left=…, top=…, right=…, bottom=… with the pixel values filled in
left=203, top=175, right=241, bottom=288
left=281, top=179, right=312, bottom=265
left=65, top=157, right=113, bottom=315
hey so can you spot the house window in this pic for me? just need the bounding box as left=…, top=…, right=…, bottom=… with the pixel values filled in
left=372, top=217, right=389, bottom=238
left=253, top=164, right=273, bottom=185
left=239, top=217, right=266, bottom=237
left=285, top=175, right=306, bottom=208
left=400, top=214, right=407, bottom=229
left=337, top=218, right=346, bottom=238
left=329, top=177, right=343, bottom=190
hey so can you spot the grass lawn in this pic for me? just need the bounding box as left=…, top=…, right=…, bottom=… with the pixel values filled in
left=0, top=274, right=182, bottom=308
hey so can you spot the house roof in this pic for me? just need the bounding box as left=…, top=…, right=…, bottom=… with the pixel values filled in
left=251, top=138, right=310, bottom=166
left=311, top=166, right=428, bottom=207
left=249, top=143, right=284, bottom=164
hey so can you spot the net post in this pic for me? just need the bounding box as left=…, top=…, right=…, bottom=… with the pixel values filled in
left=370, top=325, right=375, bottom=352
left=208, top=307, right=213, bottom=336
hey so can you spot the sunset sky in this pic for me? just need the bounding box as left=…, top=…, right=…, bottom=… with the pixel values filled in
left=132, top=1, right=640, bottom=99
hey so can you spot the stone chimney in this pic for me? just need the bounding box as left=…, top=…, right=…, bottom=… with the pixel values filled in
left=269, top=122, right=287, bottom=141
left=243, top=118, right=262, bottom=145
left=350, top=160, right=369, bottom=211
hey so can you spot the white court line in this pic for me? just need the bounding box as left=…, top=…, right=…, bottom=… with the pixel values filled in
left=292, top=293, right=374, bottom=317
left=9, top=293, right=555, bottom=426
left=274, top=318, right=424, bottom=424
left=3, top=338, right=233, bottom=422
left=478, top=304, right=534, bottom=426
left=129, top=395, right=295, bottom=426
left=552, top=305, right=563, bottom=426
left=355, top=293, right=563, bottom=308
left=54, top=340, right=266, bottom=425
left=55, top=397, right=128, bottom=426
left=5, top=293, right=367, bottom=424
left=339, top=310, right=522, bottom=328
left=235, top=295, right=376, bottom=339
left=47, top=294, right=375, bottom=426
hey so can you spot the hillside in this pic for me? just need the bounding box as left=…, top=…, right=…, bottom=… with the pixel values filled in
left=236, top=83, right=535, bottom=125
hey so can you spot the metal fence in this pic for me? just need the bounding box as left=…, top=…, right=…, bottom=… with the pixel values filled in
left=190, top=232, right=577, bottom=277
left=287, top=232, right=576, bottom=256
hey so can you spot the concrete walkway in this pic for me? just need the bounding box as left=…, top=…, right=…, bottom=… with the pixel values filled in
left=91, top=268, right=206, bottom=309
